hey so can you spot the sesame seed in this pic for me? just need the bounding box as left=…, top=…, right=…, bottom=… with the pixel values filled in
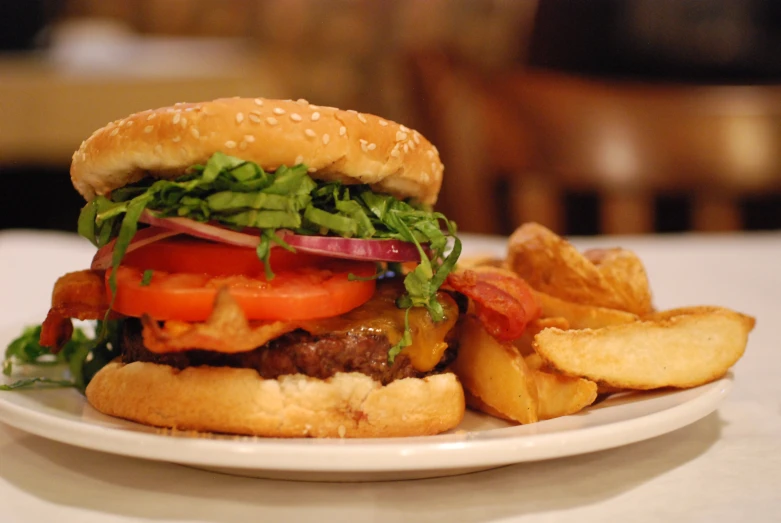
left=403, top=143, right=409, bottom=153
left=431, top=162, right=438, bottom=172
left=254, top=98, right=264, bottom=106
left=347, top=109, right=357, bottom=114
left=180, top=117, right=187, bottom=128
left=224, top=140, right=237, bottom=149
left=357, top=113, right=367, bottom=124
left=304, top=129, right=316, bottom=138
left=322, top=134, right=330, bottom=145
left=236, top=112, right=244, bottom=124
left=147, top=113, right=156, bottom=121
left=339, top=126, right=347, bottom=136
left=408, top=140, right=416, bottom=150
left=396, top=131, right=408, bottom=141
left=191, top=128, right=200, bottom=139
left=309, top=104, right=319, bottom=110
left=81, top=152, right=86, bottom=161
left=244, top=134, right=255, bottom=143
left=360, top=142, right=369, bottom=152
left=109, top=128, right=119, bottom=137
left=118, top=121, right=126, bottom=127
left=426, top=150, right=435, bottom=158
left=378, top=119, right=388, bottom=126
left=295, top=155, right=304, bottom=164
left=266, top=117, right=278, bottom=126
left=367, top=143, right=376, bottom=151
left=297, top=98, right=308, bottom=105
left=390, top=149, right=400, bottom=158
left=400, top=124, right=410, bottom=132
left=308, top=167, right=317, bottom=173
left=154, top=144, right=163, bottom=154
left=166, top=108, right=175, bottom=113
left=172, top=136, right=181, bottom=142
left=421, top=172, right=430, bottom=182
left=173, top=113, right=181, bottom=124
left=126, top=120, right=134, bottom=126
left=144, top=125, right=154, bottom=133
left=239, top=141, right=248, bottom=150
left=413, top=133, right=421, bottom=144
left=311, top=111, right=321, bottom=121
left=248, top=112, right=261, bottom=123
left=290, top=113, right=302, bottom=122
left=273, top=107, right=286, bottom=115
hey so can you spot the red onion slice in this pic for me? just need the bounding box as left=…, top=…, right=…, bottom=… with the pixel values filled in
left=139, top=210, right=259, bottom=248
left=136, top=210, right=422, bottom=262
left=91, top=227, right=180, bottom=270
left=283, top=234, right=421, bottom=262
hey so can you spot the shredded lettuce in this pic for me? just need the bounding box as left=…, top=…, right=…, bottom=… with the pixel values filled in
left=75, top=152, right=461, bottom=363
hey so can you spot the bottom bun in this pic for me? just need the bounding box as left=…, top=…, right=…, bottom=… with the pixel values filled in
left=85, top=361, right=465, bottom=438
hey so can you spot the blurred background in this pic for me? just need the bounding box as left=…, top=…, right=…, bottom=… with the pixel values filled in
left=1, top=0, right=780, bottom=236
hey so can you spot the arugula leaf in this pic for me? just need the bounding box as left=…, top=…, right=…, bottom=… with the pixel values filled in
left=0, top=377, right=77, bottom=391
left=2, top=321, right=121, bottom=392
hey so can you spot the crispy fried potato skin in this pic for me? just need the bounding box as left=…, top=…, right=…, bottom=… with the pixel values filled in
left=533, top=290, right=639, bottom=330
left=507, top=223, right=653, bottom=315
left=451, top=315, right=539, bottom=424
left=533, top=306, right=755, bottom=390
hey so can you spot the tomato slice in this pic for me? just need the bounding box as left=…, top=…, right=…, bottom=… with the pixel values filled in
left=109, top=239, right=377, bottom=322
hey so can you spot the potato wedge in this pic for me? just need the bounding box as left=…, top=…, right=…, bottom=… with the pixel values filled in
left=532, top=371, right=598, bottom=420
left=451, top=315, right=538, bottom=424
left=464, top=390, right=513, bottom=422
left=514, top=316, right=570, bottom=356
left=533, top=290, right=639, bottom=330
left=583, top=247, right=653, bottom=315
left=644, top=306, right=757, bottom=330
left=457, top=255, right=507, bottom=270
left=533, top=307, right=755, bottom=389
left=507, top=223, right=652, bottom=315
left=523, top=353, right=598, bottom=419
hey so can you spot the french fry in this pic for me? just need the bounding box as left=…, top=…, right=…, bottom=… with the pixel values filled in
left=533, top=290, right=639, bottom=330
left=533, top=306, right=755, bottom=390
left=451, top=315, right=538, bottom=424
left=532, top=370, right=598, bottom=420
left=514, top=316, right=570, bottom=356
left=507, top=223, right=652, bottom=315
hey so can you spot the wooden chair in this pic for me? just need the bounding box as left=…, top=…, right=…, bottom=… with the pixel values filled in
left=408, top=52, right=781, bottom=235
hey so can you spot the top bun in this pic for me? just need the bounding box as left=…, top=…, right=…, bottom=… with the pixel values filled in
left=70, top=97, right=444, bottom=206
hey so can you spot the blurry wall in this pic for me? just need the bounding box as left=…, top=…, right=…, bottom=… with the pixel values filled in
left=1, top=0, right=779, bottom=234
left=57, top=0, right=536, bottom=121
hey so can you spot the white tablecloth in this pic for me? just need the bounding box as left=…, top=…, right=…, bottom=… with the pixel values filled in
left=1, top=230, right=779, bottom=523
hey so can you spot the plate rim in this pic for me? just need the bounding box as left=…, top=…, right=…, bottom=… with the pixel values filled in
left=0, top=376, right=731, bottom=472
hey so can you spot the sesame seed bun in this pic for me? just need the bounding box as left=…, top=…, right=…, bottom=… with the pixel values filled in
left=85, top=362, right=465, bottom=438
left=70, top=97, right=444, bottom=206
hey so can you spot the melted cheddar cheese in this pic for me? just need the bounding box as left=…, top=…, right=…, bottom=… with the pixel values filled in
left=301, top=282, right=458, bottom=371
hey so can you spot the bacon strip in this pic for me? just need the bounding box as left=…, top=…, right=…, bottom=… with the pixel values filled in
left=141, top=288, right=300, bottom=353
left=40, top=309, right=75, bottom=350
left=39, top=270, right=110, bottom=351
left=446, top=269, right=540, bottom=341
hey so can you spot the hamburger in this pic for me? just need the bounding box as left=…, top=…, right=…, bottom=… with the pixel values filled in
left=39, top=97, right=471, bottom=438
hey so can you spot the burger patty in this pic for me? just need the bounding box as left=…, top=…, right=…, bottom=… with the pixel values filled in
left=119, top=319, right=457, bottom=384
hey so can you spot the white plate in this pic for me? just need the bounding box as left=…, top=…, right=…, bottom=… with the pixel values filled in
left=0, top=357, right=731, bottom=481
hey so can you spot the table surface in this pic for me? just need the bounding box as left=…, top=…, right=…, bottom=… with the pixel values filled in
left=1, top=229, right=779, bottom=523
